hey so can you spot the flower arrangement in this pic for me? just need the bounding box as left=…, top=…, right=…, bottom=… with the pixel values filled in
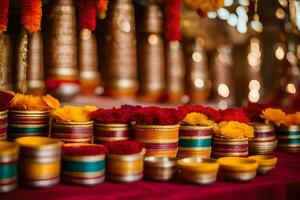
left=0, top=0, right=9, bottom=33
left=244, top=102, right=268, bottom=122
left=9, top=93, right=60, bottom=111
left=0, top=91, right=14, bottom=111
left=213, top=121, right=254, bottom=139
left=261, top=108, right=300, bottom=126
left=181, top=112, right=215, bottom=126
left=163, top=0, right=182, bottom=41
left=78, top=0, right=98, bottom=31
left=21, top=0, right=42, bottom=32
left=97, top=0, right=108, bottom=19
left=89, top=105, right=140, bottom=124
left=51, top=105, right=97, bottom=122
left=132, top=106, right=184, bottom=125
left=178, top=105, right=221, bottom=122
left=219, top=108, right=250, bottom=123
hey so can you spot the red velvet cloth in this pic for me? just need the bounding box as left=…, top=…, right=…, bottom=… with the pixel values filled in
left=2, top=151, right=300, bottom=200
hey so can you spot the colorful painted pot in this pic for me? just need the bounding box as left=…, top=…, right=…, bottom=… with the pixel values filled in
left=212, top=135, right=249, bottom=158
left=0, top=141, right=19, bottom=193
left=62, top=143, right=106, bottom=185
left=8, top=110, right=50, bottom=140
left=0, top=111, right=8, bottom=141
left=276, top=125, right=300, bottom=154
left=144, top=156, right=177, bottom=181
left=106, top=149, right=145, bottom=183
left=248, top=155, right=277, bottom=175
left=249, top=123, right=277, bottom=155
left=133, top=124, right=180, bottom=157
left=51, top=120, right=93, bottom=143
left=15, top=137, right=62, bottom=188
left=93, top=123, right=130, bottom=143
left=178, top=157, right=219, bottom=184
left=178, top=125, right=212, bottom=158
left=218, top=157, right=258, bottom=182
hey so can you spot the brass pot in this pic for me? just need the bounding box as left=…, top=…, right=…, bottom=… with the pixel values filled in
left=78, top=30, right=100, bottom=94
left=15, top=31, right=45, bottom=95
left=104, top=0, right=138, bottom=97
left=44, top=0, right=79, bottom=100
left=165, top=41, right=185, bottom=103
left=0, top=34, right=12, bottom=90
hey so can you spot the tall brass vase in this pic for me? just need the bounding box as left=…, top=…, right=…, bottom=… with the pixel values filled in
left=138, top=5, right=164, bottom=102
left=185, top=38, right=211, bottom=103
left=78, top=30, right=100, bottom=95
left=44, top=0, right=79, bottom=101
left=104, top=0, right=138, bottom=97
left=211, top=44, right=235, bottom=107
left=15, top=31, right=44, bottom=95
left=0, top=34, right=12, bottom=90
left=165, top=41, right=185, bottom=103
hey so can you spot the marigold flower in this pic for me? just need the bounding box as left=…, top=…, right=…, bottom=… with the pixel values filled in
left=10, top=94, right=49, bottom=111
left=213, top=121, right=254, bottom=139
left=182, top=112, right=215, bottom=126
left=52, top=105, right=97, bottom=122
left=261, top=108, right=286, bottom=125
left=21, top=0, right=42, bottom=32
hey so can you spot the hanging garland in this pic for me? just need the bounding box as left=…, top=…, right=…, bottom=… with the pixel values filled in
left=0, top=0, right=9, bottom=33
left=97, top=0, right=108, bottom=19
left=163, top=0, right=182, bottom=41
left=21, top=0, right=42, bottom=33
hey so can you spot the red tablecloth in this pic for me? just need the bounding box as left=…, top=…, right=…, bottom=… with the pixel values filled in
left=1, top=151, right=300, bottom=200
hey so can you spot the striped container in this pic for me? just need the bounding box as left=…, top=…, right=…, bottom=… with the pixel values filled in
left=276, top=125, right=300, bottom=154
left=178, top=125, right=213, bottom=158
left=16, top=137, right=62, bottom=188
left=62, top=143, right=106, bottom=185
left=8, top=110, right=50, bottom=140
left=93, top=123, right=130, bottom=143
left=249, top=123, right=277, bottom=155
left=133, top=124, right=180, bottom=157
left=51, top=120, right=93, bottom=143
left=212, top=135, right=249, bottom=158
left=106, top=149, right=145, bottom=183
left=0, top=111, right=8, bottom=141
left=0, top=141, right=19, bottom=193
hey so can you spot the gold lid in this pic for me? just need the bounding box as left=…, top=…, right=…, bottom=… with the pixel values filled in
left=0, top=141, right=19, bottom=156
left=248, top=122, right=274, bottom=132
left=15, top=136, right=62, bottom=150
left=178, top=157, right=219, bottom=172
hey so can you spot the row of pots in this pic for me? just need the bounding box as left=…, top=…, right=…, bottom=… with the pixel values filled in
left=0, top=110, right=299, bottom=157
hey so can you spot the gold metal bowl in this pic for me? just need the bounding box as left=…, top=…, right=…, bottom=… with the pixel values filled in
left=144, top=156, right=177, bottom=181
left=248, top=155, right=277, bottom=175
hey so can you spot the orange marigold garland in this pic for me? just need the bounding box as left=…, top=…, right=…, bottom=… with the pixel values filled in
left=0, top=0, right=9, bottom=33
left=97, top=0, right=108, bottom=19
left=78, top=0, right=97, bottom=31
left=21, top=0, right=42, bottom=32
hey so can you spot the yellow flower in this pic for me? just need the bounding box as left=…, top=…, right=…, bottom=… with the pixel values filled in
left=214, top=121, right=254, bottom=139
left=182, top=112, right=215, bottom=126
left=280, top=112, right=300, bottom=126
left=51, top=105, right=97, bottom=122
left=10, top=94, right=49, bottom=111
left=261, top=108, right=286, bottom=125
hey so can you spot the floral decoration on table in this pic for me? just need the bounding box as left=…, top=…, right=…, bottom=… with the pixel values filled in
left=132, top=106, right=184, bottom=125
left=104, top=140, right=143, bottom=155
left=9, top=93, right=60, bottom=111
left=0, top=91, right=14, bottom=111
left=51, top=105, right=97, bottom=122
left=213, top=121, right=254, bottom=139
left=261, top=108, right=300, bottom=126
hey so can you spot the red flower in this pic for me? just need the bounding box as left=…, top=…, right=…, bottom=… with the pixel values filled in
left=132, top=106, right=184, bottom=125
left=78, top=0, right=97, bottom=31
left=21, top=0, right=42, bottom=32
left=163, top=0, right=182, bottom=41
left=0, top=91, right=14, bottom=111
left=104, top=140, right=143, bottom=155
left=244, top=102, right=268, bottom=122
left=0, top=0, right=9, bottom=33
left=63, top=144, right=107, bottom=156
left=177, top=105, right=221, bottom=122
left=89, top=105, right=140, bottom=124
left=220, top=108, right=250, bottom=123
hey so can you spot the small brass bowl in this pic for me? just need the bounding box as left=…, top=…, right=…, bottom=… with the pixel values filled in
left=178, top=157, right=219, bottom=184
left=248, top=155, right=277, bottom=175
left=218, top=157, right=258, bottom=182
left=144, top=156, right=177, bottom=181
